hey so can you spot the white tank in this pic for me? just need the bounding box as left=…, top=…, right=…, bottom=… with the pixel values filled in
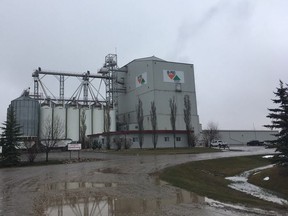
left=54, top=106, right=66, bottom=137
left=92, top=108, right=104, bottom=134
left=39, top=105, right=53, bottom=139
left=110, top=109, right=116, bottom=132
left=67, top=107, right=80, bottom=141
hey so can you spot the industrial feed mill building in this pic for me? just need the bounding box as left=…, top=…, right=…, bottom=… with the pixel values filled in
left=7, top=54, right=201, bottom=149
left=91, top=56, right=202, bottom=148
left=9, top=54, right=276, bottom=149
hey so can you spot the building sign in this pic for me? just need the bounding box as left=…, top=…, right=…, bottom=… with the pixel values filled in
left=163, top=70, right=184, bottom=83
left=68, top=143, right=82, bottom=151
left=136, top=72, right=147, bottom=88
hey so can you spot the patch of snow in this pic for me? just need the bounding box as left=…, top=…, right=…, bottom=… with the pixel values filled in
left=262, top=155, right=274, bottom=159
left=205, top=197, right=278, bottom=215
left=226, top=165, right=288, bottom=205
left=263, top=177, right=269, bottom=181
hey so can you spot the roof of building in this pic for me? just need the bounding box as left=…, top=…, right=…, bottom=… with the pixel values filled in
left=133, top=56, right=166, bottom=62
left=120, top=56, right=166, bottom=68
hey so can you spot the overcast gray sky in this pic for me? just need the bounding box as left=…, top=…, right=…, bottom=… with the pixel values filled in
left=1, top=0, right=288, bottom=130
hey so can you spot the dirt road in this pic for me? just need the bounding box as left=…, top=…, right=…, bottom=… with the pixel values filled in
left=0, top=147, right=285, bottom=216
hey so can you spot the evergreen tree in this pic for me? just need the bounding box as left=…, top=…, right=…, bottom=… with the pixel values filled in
left=1, top=106, right=22, bottom=166
left=265, top=80, right=288, bottom=165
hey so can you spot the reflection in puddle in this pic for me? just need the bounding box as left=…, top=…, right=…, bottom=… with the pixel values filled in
left=0, top=195, right=2, bottom=215
left=226, top=165, right=288, bottom=205
left=39, top=182, right=204, bottom=216
left=41, top=182, right=117, bottom=191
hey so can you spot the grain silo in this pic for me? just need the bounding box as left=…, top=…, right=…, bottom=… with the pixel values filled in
left=66, top=106, right=80, bottom=141
left=10, top=89, right=39, bottom=138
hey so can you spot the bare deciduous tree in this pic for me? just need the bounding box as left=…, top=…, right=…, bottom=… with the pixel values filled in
left=113, top=136, right=132, bottom=150
left=150, top=101, right=158, bottom=149
left=136, top=98, right=144, bottom=149
left=41, top=115, right=64, bottom=162
left=184, top=95, right=195, bottom=147
left=23, top=137, right=38, bottom=163
left=202, top=122, right=219, bottom=147
left=104, top=104, right=111, bottom=150
left=79, top=109, right=87, bottom=148
left=169, top=97, right=177, bottom=148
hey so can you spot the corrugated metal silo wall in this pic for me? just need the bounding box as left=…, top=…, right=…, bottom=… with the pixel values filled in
left=39, top=105, right=53, bottom=138
left=110, top=109, right=116, bottom=132
left=92, top=108, right=104, bottom=134
left=11, top=97, right=40, bottom=137
left=67, top=106, right=80, bottom=141
left=38, top=105, right=116, bottom=141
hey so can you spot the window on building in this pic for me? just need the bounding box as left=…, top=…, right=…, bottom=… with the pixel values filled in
left=176, top=137, right=181, bottom=142
left=175, top=83, right=182, bottom=92
left=133, top=137, right=139, bottom=142
left=164, top=137, right=169, bottom=142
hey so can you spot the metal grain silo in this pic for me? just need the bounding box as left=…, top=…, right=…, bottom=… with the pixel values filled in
left=39, top=105, right=53, bottom=139
left=92, top=108, right=104, bottom=134
left=54, top=106, right=66, bottom=137
left=67, top=106, right=80, bottom=141
left=10, top=91, right=40, bottom=137
left=110, top=109, right=116, bottom=132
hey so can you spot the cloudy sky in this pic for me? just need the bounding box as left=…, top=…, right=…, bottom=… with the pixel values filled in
left=1, top=0, right=288, bottom=130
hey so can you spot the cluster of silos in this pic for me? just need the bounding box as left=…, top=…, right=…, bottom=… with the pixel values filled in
left=39, top=104, right=116, bottom=141
left=10, top=91, right=116, bottom=142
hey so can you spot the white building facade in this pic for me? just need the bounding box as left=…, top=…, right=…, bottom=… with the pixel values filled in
left=117, top=56, right=201, bottom=134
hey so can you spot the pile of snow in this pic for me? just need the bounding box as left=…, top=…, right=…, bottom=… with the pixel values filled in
left=263, top=177, right=270, bottom=181
left=262, top=155, right=274, bottom=159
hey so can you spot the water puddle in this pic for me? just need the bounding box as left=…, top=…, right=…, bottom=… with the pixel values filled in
left=40, top=182, right=117, bottom=191
left=36, top=181, right=204, bottom=216
left=0, top=195, right=2, bottom=215
left=226, top=165, right=288, bottom=205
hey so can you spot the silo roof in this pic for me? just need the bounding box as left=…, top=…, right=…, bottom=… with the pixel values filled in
left=13, top=93, right=35, bottom=102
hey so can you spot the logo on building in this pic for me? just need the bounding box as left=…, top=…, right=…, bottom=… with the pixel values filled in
left=136, top=72, right=147, bottom=88
left=163, top=70, right=184, bottom=83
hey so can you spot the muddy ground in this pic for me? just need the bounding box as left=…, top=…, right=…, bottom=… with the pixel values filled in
left=0, top=147, right=286, bottom=216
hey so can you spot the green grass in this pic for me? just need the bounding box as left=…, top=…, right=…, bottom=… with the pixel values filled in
left=160, top=155, right=288, bottom=210
left=249, top=165, right=288, bottom=197
left=108, top=147, right=221, bottom=155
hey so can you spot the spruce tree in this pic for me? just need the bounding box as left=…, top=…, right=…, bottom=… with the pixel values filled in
left=1, top=106, right=22, bottom=166
left=265, top=80, right=288, bottom=165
